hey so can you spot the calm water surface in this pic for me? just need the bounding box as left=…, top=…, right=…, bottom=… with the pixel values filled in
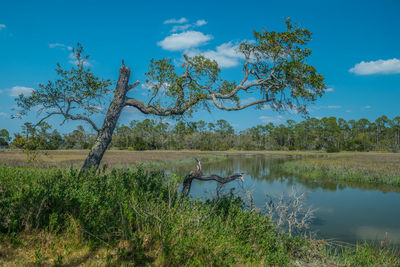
left=171, top=155, right=400, bottom=245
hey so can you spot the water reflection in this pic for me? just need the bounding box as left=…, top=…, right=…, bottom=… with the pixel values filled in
left=171, top=155, right=400, bottom=245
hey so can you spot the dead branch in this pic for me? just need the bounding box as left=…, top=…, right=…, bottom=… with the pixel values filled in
left=181, top=158, right=244, bottom=198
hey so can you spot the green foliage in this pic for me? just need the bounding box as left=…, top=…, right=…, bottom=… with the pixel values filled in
left=333, top=242, right=400, bottom=266
left=0, top=129, right=11, bottom=147
left=14, top=43, right=111, bottom=132
left=5, top=114, right=400, bottom=152
left=138, top=19, right=326, bottom=120
left=326, top=146, right=340, bottom=153
left=108, top=115, right=400, bottom=152
left=10, top=122, right=62, bottom=162
left=243, top=18, right=325, bottom=112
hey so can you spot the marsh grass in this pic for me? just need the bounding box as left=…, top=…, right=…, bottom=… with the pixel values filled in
left=327, top=241, right=400, bottom=267
left=0, top=149, right=325, bottom=168
left=0, top=150, right=225, bottom=169
left=276, top=152, right=400, bottom=187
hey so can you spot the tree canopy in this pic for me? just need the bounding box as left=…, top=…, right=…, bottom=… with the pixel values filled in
left=14, top=44, right=112, bottom=132
left=126, top=19, right=325, bottom=116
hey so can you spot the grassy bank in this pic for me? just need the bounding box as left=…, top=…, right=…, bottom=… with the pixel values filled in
left=0, top=166, right=399, bottom=266
left=275, top=152, right=400, bottom=187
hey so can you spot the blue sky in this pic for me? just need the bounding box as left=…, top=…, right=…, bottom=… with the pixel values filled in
left=1, top=0, right=399, bottom=134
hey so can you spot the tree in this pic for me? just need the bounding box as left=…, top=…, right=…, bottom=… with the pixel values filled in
left=11, top=122, right=54, bottom=162
left=14, top=19, right=326, bottom=173
left=0, top=129, right=11, bottom=148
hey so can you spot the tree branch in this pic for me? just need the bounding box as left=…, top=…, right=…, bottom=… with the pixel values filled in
left=128, top=81, right=140, bottom=91
left=125, top=96, right=201, bottom=116
left=210, top=94, right=269, bottom=111
left=34, top=111, right=100, bottom=133
left=181, top=158, right=244, bottom=198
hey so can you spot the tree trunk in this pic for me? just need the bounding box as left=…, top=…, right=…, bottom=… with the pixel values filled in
left=80, top=64, right=131, bottom=174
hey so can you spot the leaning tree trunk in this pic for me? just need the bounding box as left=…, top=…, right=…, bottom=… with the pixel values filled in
left=80, top=63, right=131, bottom=174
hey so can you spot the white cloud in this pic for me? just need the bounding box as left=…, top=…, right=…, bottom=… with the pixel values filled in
left=259, top=115, right=283, bottom=124
left=186, top=41, right=244, bottom=68
left=49, top=43, right=64, bottom=48
left=0, top=24, right=6, bottom=30
left=307, top=105, right=341, bottom=113
left=349, top=58, right=400, bottom=75
left=167, top=19, right=208, bottom=33
left=261, top=105, right=271, bottom=110
left=142, top=81, right=170, bottom=92
left=327, top=105, right=341, bottom=109
left=121, top=107, right=147, bottom=121
left=326, top=88, right=334, bottom=92
left=171, top=24, right=191, bottom=33
left=49, top=43, right=73, bottom=50
left=240, top=97, right=257, bottom=105
left=9, top=86, right=34, bottom=97
left=163, top=17, right=188, bottom=24
left=141, top=82, right=153, bottom=90
left=158, top=31, right=212, bottom=51
left=195, top=20, right=207, bottom=26
left=364, top=105, right=372, bottom=109
left=0, top=112, right=8, bottom=117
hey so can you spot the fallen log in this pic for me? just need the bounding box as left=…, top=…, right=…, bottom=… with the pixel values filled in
left=181, top=158, right=244, bottom=198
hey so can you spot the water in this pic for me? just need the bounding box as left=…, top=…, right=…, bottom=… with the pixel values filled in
left=171, top=155, right=400, bottom=245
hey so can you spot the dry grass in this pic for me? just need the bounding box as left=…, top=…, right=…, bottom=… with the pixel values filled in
left=1, top=149, right=397, bottom=176
left=0, top=150, right=222, bottom=168
left=0, top=231, right=143, bottom=266
left=0, top=149, right=326, bottom=168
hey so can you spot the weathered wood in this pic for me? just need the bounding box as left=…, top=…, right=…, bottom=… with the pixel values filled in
left=181, top=158, right=244, bottom=198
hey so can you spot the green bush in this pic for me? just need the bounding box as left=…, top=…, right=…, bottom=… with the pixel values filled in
left=326, top=146, right=340, bottom=153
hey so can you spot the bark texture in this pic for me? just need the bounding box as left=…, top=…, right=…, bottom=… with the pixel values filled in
left=181, top=158, right=244, bottom=198
left=80, top=63, right=131, bottom=173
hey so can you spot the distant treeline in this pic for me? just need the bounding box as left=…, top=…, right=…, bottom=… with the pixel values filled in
left=1, top=115, right=400, bottom=152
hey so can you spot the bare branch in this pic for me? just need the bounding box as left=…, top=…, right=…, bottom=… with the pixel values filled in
left=34, top=111, right=100, bottom=133
left=65, top=114, right=100, bottom=132
left=181, top=158, right=244, bottom=198
left=210, top=94, right=269, bottom=111
left=125, top=96, right=201, bottom=116
left=128, top=81, right=140, bottom=91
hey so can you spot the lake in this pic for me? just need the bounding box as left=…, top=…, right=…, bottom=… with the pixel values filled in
left=171, top=155, right=400, bottom=245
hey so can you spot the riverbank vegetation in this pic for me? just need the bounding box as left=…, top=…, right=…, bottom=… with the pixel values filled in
left=1, top=115, right=400, bottom=153
left=1, top=165, right=399, bottom=266
left=275, top=152, right=400, bottom=187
